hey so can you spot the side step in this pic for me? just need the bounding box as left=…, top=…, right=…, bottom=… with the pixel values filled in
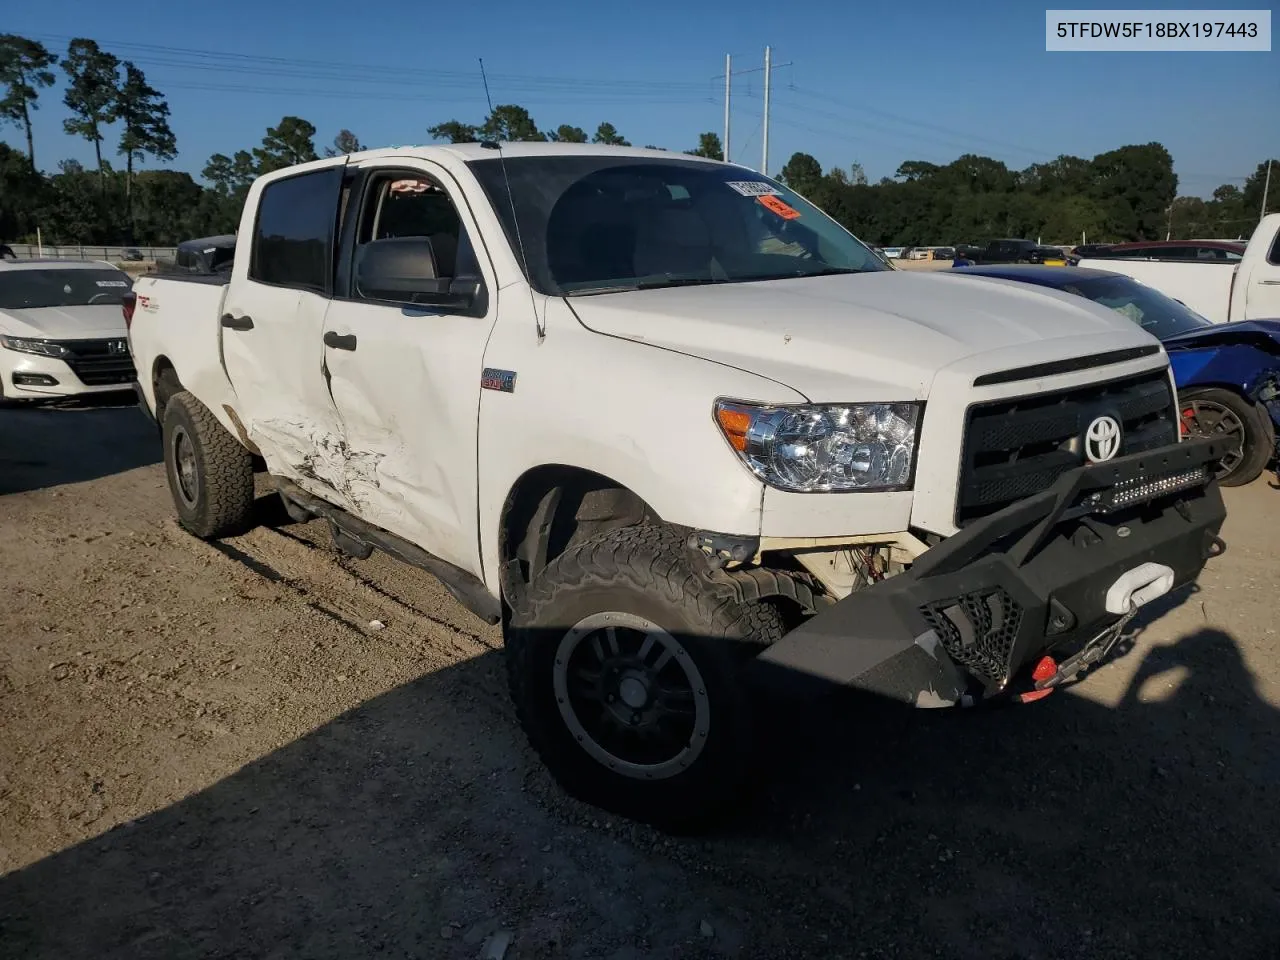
left=274, top=478, right=501, bottom=625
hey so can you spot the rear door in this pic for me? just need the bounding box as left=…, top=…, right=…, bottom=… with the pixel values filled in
left=317, top=160, right=501, bottom=576
left=220, top=164, right=355, bottom=497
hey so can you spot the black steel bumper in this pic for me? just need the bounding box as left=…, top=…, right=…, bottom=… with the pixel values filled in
left=750, top=437, right=1228, bottom=706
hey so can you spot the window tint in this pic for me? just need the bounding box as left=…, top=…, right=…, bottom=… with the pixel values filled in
left=250, top=167, right=344, bottom=293
left=1270, top=229, right=1280, bottom=266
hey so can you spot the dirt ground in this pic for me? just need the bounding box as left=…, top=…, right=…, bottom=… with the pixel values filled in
left=1, top=398, right=1278, bottom=960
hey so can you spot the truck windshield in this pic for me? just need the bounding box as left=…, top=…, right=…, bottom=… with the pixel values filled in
left=0, top=268, right=133, bottom=310
left=468, top=155, right=887, bottom=296
left=1062, top=275, right=1214, bottom=339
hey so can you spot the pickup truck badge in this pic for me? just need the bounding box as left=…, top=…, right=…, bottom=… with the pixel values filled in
left=481, top=368, right=516, bottom=393
left=1084, top=415, right=1122, bottom=462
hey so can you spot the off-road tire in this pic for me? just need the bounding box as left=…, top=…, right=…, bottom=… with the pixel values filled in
left=162, top=390, right=255, bottom=538
left=1179, top=387, right=1271, bottom=487
left=505, top=524, right=786, bottom=832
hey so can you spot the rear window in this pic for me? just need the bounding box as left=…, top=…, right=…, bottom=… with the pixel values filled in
left=250, top=167, right=344, bottom=294
left=0, top=268, right=133, bottom=310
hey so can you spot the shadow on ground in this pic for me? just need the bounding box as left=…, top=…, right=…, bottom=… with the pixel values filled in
left=0, top=393, right=159, bottom=496
left=0, top=616, right=1276, bottom=959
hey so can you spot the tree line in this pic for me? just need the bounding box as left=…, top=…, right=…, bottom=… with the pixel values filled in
left=778, top=149, right=1276, bottom=246
left=2, top=31, right=1275, bottom=249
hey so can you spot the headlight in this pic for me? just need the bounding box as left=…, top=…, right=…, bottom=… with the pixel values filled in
left=714, top=400, right=921, bottom=492
left=0, top=336, right=70, bottom=358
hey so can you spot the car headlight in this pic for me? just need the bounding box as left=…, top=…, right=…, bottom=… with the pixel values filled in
left=714, top=400, right=921, bottom=492
left=0, top=335, right=70, bottom=358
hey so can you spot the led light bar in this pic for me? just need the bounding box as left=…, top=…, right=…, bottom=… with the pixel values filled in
left=1101, top=465, right=1211, bottom=512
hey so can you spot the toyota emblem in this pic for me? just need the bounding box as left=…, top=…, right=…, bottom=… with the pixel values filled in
left=1084, top=415, right=1122, bottom=463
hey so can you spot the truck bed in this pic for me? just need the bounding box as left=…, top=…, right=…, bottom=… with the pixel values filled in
left=128, top=274, right=239, bottom=433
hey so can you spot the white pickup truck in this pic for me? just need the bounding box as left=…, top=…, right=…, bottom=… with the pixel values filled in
left=1077, top=213, right=1280, bottom=324
left=126, top=143, right=1227, bottom=829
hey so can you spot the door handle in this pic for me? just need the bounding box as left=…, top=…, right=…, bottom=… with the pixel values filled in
left=220, top=313, right=254, bottom=331
left=323, top=331, right=357, bottom=351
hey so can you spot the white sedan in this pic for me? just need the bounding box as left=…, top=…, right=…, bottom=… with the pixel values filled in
left=0, top=259, right=136, bottom=401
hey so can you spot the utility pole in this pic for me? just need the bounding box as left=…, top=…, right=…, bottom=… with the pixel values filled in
left=762, top=46, right=771, bottom=175
left=1262, top=159, right=1273, bottom=222
left=714, top=53, right=792, bottom=168
left=723, top=54, right=731, bottom=162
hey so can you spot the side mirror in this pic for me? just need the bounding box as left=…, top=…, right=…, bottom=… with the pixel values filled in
left=355, top=237, right=481, bottom=311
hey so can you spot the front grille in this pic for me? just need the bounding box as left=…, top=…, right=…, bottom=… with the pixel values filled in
left=60, top=338, right=137, bottom=386
left=920, top=588, right=1024, bottom=684
left=956, top=370, right=1176, bottom=525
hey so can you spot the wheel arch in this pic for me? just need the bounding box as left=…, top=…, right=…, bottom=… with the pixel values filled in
left=151, top=355, right=183, bottom=421
left=497, top=464, right=662, bottom=610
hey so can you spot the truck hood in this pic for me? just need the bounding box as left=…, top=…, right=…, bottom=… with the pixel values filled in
left=0, top=304, right=126, bottom=340
left=566, top=271, right=1156, bottom=401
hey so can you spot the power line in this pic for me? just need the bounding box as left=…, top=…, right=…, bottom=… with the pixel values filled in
left=29, top=33, right=712, bottom=94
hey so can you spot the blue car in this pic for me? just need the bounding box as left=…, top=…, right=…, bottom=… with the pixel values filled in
left=949, top=264, right=1280, bottom=486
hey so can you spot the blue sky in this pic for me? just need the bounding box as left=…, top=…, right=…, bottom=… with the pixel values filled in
left=4, top=0, right=1276, bottom=197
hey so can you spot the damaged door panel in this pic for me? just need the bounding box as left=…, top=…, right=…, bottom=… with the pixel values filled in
left=218, top=165, right=351, bottom=499
left=320, top=161, right=500, bottom=577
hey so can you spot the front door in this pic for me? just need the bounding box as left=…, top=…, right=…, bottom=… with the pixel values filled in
left=220, top=164, right=353, bottom=500
left=318, top=161, right=501, bottom=577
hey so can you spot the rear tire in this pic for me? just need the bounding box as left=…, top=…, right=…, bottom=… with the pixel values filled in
left=162, top=391, right=255, bottom=538
left=1178, top=387, right=1270, bottom=487
left=505, top=524, right=785, bottom=831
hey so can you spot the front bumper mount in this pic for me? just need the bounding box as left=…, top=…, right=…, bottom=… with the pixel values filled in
left=750, top=437, right=1228, bottom=706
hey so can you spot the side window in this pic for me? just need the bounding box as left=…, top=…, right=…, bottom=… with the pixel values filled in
left=356, top=173, right=477, bottom=281
left=250, top=167, right=345, bottom=294
left=1268, top=230, right=1280, bottom=266
left=351, top=171, right=484, bottom=310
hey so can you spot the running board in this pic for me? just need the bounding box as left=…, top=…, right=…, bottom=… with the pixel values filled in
left=274, top=478, right=502, bottom=625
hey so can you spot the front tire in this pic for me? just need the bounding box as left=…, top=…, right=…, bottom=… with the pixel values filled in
left=505, top=524, right=784, bottom=831
left=1178, top=388, right=1271, bottom=487
left=162, top=391, right=255, bottom=538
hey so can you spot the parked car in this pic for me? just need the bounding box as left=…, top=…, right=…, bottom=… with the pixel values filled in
left=1075, top=214, right=1280, bottom=324
left=121, top=247, right=145, bottom=262
left=126, top=144, right=1225, bottom=828
left=931, top=247, right=955, bottom=261
left=956, top=239, right=1070, bottom=266
left=880, top=246, right=904, bottom=259
left=948, top=263, right=1279, bottom=485
left=172, top=235, right=237, bottom=275
left=0, top=258, right=137, bottom=402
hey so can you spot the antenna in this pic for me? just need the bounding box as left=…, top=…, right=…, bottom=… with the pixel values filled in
left=479, top=58, right=495, bottom=114
left=478, top=58, right=544, bottom=341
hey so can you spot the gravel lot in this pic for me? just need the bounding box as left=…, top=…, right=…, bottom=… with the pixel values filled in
left=1, top=399, right=1277, bottom=960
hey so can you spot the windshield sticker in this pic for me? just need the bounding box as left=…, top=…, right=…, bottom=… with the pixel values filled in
left=726, top=180, right=781, bottom=197
left=96, top=279, right=129, bottom=287
left=758, top=195, right=801, bottom=220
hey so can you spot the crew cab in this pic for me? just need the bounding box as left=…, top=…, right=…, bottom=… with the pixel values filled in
left=126, top=144, right=1227, bottom=829
left=1076, top=214, right=1280, bottom=324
